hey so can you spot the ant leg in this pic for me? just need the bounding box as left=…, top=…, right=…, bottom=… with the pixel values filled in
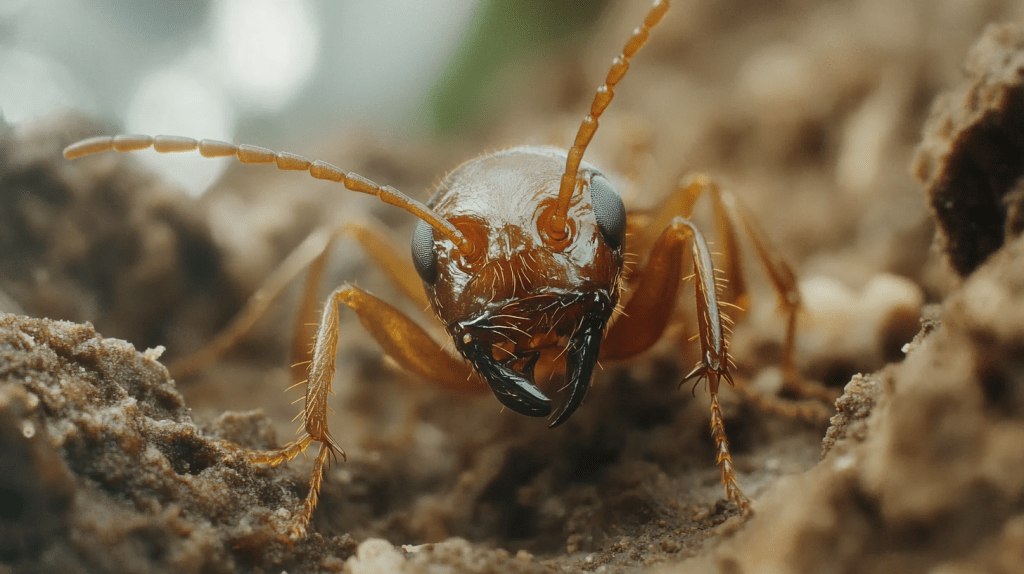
left=322, top=284, right=478, bottom=394
left=719, top=193, right=840, bottom=407
left=251, top=283, right=478, bottom=538
left=168, top=226, right=337, bottom=379
left=602, top=217, right=750, bottom=512
left=602, top=221, right=688, bottom=361
left=649, top=174, right=836, bottom=405
left=168, top=222, right=429, bottom=380
left=288, top=222, right=429, bottom=384
left=633, top=174, right=750, bottom=323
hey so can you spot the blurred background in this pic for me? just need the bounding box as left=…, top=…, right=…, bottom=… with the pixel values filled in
left=0, top=0, right=607, bottom=195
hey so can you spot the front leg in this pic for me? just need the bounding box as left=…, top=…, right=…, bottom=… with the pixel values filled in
left=603, top=216, right=750, bottom=512
left=642, top=175, right=839, bottom=412
left=250, top=283, right=480, bottom=538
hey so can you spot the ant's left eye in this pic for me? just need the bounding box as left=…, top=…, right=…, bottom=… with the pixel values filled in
left=411, top=219, right=437, bottom=284
left=589, top=174, right=626, bottom=250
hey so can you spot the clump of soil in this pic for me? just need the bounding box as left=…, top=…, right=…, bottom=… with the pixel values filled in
left=915, top=23, right=1024, bottom=276
left=0, top=313, right=357, bottom=573
left=0, top=113, right=239, bottom=353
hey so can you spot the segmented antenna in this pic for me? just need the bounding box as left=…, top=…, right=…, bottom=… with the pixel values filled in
left=550, top=0, right=670, bottom=237
left=63, top=134, right=474, bottom=256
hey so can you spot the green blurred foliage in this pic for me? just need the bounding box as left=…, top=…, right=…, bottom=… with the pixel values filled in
left=429, top=0, right=611, bottom=135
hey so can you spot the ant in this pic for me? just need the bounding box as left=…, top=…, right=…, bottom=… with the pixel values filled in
left=64, top=0, right=806, bottom=539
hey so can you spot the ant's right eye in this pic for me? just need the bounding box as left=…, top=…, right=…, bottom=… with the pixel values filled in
left=411, top=219, right=437, bottom=284
left=589, top=174, right=626, bottom=250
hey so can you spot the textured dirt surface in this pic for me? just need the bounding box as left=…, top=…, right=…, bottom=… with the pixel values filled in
left=915, top=23, right=1024, bottom=277
left=3, top=1, right=1024, bottom=573
left=0, top=313, right=358, bottom=573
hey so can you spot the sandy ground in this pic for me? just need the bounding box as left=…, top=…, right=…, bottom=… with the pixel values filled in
left=2, top=1, right=1024, bottom=572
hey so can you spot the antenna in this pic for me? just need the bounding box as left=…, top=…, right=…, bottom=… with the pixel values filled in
left=548, top=0, right=670, bottom=239
left=64, top=134, right=474, bottom=256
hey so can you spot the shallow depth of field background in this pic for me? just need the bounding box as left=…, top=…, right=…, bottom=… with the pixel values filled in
left=0, top=0, right=616, bottom=194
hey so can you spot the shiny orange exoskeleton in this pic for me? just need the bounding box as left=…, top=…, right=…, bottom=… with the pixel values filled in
left=416, top=147, right=624, bottom=426
left=64, top=0, right=806, bottom=538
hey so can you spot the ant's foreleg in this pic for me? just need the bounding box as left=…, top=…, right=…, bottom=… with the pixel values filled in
left=288, top=222, right=430, bottom=384
left=324, top=284, right=480, bottom=393
left=601, top=220, right=687, bottom=360
left=252, top=282, right=480, bottom=538
left=343, top=223, right=431, bottom=310
left=705, top=372, right=749, bottom=512
left=602, top=217, right=749, bottom=511
left=649, top=175, right=838, bottom=408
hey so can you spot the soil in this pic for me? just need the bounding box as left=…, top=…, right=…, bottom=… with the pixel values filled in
left=2, top=1, right=1024, bottom=573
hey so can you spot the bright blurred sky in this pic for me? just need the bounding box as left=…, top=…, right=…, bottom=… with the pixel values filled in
left=0, top=0, right=477, bottom=195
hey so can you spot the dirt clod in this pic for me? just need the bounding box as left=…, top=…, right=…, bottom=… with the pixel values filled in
left=915, top=23, right=1024, bottom=277
left=0, top=313, right=360, bottom=573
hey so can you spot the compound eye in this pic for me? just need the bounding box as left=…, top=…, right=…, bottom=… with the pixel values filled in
left=411, top=219, right=437, bottom=284
left=589, top=174, right=626, bottom=250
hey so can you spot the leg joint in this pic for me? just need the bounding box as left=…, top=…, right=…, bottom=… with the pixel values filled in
left=667, top=216, right=699, bottom=237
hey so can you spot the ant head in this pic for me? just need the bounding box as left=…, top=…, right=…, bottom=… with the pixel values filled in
left=411, top=146, right=625, bottom=309
left=410, top=147, right=625, bottom=425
